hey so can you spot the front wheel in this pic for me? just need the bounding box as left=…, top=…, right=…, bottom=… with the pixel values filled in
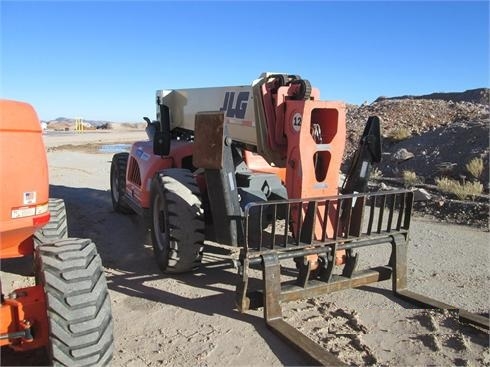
left=110, top=152, right=134, bottom=214
left=35, top=238, right=114, bottom=366
left=149, top=169, right=205, bottom=273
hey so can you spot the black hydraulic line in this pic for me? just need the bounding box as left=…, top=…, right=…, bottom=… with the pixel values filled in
left=341, top=115, right=382, bottom=195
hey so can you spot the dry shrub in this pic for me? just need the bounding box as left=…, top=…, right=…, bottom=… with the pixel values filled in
left=435, top=177, right=453, bottom=192
left=402, top=170, right=419, bottom=187
left=371, top=167, right=383, bottom=179
left=435, top=177, right=483, bottom=200
left=389, top=127, right=412, bottom=141
left=463, top=181, right=484, bottom=200
left=465, top=157, right=484, bottom=180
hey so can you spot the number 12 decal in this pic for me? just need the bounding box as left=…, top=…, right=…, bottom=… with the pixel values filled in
left=292, top=112, right=302, bottom=132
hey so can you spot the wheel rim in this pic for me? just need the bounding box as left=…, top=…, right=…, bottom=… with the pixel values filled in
left=152, top=193, right=168, bottom=251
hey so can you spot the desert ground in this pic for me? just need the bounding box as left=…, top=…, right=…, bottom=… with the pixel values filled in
left=1, top=129, right=489, bottom=366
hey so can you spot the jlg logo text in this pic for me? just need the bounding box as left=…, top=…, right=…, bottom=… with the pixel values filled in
left=220, top=91, right=249, bottom=119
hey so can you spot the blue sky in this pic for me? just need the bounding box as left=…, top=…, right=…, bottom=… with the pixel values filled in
left=1, top=1, right=489, bottom=122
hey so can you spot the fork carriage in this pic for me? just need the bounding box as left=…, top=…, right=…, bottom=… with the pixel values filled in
left=235, top=190, right=489, bottom=366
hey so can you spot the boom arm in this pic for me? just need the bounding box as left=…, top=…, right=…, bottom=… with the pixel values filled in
left=157, top=73, right=346, bottom=243
left=157, top=73, right=346, bottom=199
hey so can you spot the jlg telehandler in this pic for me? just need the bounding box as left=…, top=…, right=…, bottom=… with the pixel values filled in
left=111, top=73, right=488, bottom=365
left=0, top=99, right=113, bottom=366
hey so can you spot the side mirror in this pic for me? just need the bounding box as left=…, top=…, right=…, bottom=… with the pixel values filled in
left=153, top=104, right=171, bottom=156
left=153, top=131, right=170, bottom=156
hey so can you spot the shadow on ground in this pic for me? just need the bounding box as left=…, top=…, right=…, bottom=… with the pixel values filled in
left=2, top=185, right=305, bottom=366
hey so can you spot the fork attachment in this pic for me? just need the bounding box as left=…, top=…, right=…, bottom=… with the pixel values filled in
left=235, top=190, right=489, bottom=366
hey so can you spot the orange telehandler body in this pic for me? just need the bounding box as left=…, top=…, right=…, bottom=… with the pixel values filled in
left=111, top=73, right=488, bottom=365
left=0, top=100, right=50, bottom=351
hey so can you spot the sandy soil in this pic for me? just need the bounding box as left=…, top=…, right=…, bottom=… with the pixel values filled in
left=1, top=130, right=489, bottom=366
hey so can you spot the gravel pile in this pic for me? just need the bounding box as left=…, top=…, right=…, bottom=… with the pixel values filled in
left=342, top=89, right=489, bottom=228
left=344, top=96, right=489, bottom=162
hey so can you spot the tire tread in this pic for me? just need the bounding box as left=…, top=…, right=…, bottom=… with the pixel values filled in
left=36, top=238, right=113, bottom=366
left=151, top=169, right=205, bottom=273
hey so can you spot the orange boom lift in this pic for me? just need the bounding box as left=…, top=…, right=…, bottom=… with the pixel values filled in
left=0, top=100, right=114, bottom=366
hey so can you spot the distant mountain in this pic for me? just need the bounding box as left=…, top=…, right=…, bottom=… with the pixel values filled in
left=44, top=118, right=105, bottom=130
left=375, top=88, right=489, bottom=105
left=46, top=117, right=113, bottom=126
left=44, top=117, right=144, bottom=131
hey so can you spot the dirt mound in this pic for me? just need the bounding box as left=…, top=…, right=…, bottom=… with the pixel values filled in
left=380, top=120, right=489, bottom=184
left=110, top=122, right=146, bottom=130
left=374, top=87, right=490, bottom=105
left=344, top=91, right=489, bottom=228
left=345, top=98, right=489, bottom=162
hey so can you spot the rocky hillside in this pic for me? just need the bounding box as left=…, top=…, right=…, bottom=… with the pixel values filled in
left=345, top=89, right=489, bottom=182
left=44, top=117, right=144, bottom=130
left=374, top=87, right=489, bottom=104
left=344, top=88, right=489, bottom=227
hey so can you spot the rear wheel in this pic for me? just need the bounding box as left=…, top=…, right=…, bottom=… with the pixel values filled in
left=150, top=169, right=205, bottom=273
left=34, top=198, right=68, bottom=248
left=110, top=152, right=134, bottom=214
left=35, top=238, right=114, bottom=366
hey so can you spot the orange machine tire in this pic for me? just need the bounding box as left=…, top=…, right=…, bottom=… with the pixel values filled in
left=149, top=169, right=205, bottom=273
left=35, top=238, right=114, bottom=366
left=110, top=153, right=134, bottom=214
left=33, top=198, right=68, bottom=248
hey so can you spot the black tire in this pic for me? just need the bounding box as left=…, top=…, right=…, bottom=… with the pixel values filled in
left=35, top=238, right=114, bottom=366
left=110, top=152, right=134, bottom=214
left=150, top=169, right=205, bottom=273
left=34, top=198, right=68, bottom=248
